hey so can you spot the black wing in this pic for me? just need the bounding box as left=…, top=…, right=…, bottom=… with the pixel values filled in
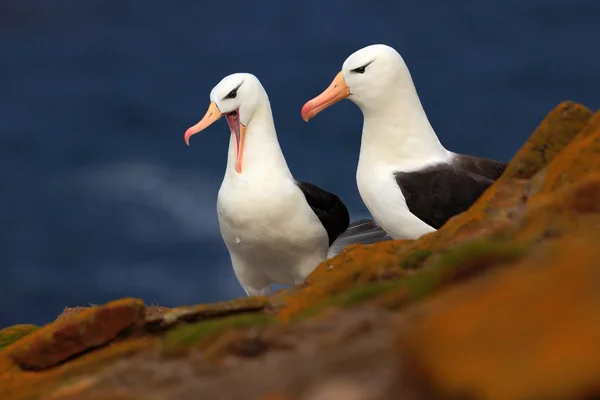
left=394, top=164, right=495, bottom=229
left=295, top=180, right=350, bottom=246
left=452, top=154, right=507, bottom=181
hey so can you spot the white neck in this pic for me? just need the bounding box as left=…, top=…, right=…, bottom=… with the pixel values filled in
left=224, top=96, right=293, bottom=182
left=356, top=81, right=450, bottom=173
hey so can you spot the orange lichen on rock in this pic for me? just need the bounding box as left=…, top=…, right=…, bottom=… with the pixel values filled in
left=55, top=306, right=94, bottom=321
left=501, top=101, right=592, bottom=179
left=503, top=173, right=600, bottom=245
left=542, top=110, right=600, bottom=193
left=277, top=240, right=415, bottom=321
left=0, top=324, right=38, bottom=351
left=43, top=375, right=100, bottom=399
left=410, top=103, right=594, bottom=252
left=397, top=227, right=600, bottom=400
left=0, top=337, right=157, bottom=400
left=5, top=298, right=146, bottom=370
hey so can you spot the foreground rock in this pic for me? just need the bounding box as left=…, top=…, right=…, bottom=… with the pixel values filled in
left=1, top=101, right=599, bottom=400
left=6, top=298, right=146, bottom=370
left=0, top=325, right=38, bottom=351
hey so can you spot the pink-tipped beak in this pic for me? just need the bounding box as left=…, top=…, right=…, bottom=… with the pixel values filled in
left=184, top=102, right=222, bottom=145
left=301, top=71, right=350, bottom=122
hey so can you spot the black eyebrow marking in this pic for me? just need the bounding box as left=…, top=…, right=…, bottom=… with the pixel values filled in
left=360, top=59, right=376, bottom=69
left=223, top=80, right=245, bottom=100
left=350, top=59, right=375, bottom=73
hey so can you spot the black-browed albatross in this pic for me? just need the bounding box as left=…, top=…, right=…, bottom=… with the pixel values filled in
left=301, top=44, right=507, bottom=240
left=184, top=72, right=388, bottom=296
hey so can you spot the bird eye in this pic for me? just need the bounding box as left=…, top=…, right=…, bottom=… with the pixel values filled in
left=351, top=66, right=367, bottom=74
left=226, top=88, right=238, bottom=99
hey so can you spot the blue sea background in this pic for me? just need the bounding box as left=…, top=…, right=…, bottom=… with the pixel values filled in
left=1, top=0, right=599, bottom=327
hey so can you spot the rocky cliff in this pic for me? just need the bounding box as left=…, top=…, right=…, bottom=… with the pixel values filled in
left=1, top=101, right=599, bottom=400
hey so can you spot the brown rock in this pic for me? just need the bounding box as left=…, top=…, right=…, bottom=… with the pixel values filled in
left=56, top=306, right=94, bottom=321
left=261, top=395, right=291, bottom=400
left=7, top=298, right=146, bottom=370
left=50, top=308, right=412, bottom=400
left=145, top=305, right=172, bottom=320
left=145, top=296, right=267, bottom=332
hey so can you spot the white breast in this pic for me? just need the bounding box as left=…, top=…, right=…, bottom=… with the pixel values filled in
left=217, top=175, right=329, bottom=290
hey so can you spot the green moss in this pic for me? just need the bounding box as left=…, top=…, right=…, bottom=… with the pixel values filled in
left=292, top=240, right=527, bottom=320
left=330, top=281, right=399, bottom=307
left=161, top=313, right=272, bottom=355
left=433, top=240, right=526, bottom=275
left=0, top=324, right=39, bottom=350
left=290, top=281, right=400, bottom=322
left=400, top=249, right=433, bottom=269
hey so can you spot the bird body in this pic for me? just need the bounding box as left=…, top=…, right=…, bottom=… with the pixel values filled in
left=185, top=73, right=350, bottom=296
left=302, top=44, right=506, bottom=240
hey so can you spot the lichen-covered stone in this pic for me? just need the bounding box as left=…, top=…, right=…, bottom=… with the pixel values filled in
left=6, top=298, right=146, bottom=370
left=277, top=240, right=414, bottom=321
left=0, top=325, right=38, bottom=350
left=146, top=296, right=267, bottom=332
left=145, top=305, right=172, bottom=320
left=0, top=335, right=156, bottom=400
left=161, top=313, right=272, bottom=356
left=57, top=305, right=172, bottom=325
left=397, top=227, right=600, bottom=400
left=502, top=101, right=592, bottom=180
left=293, top=239, right=527, bottom=321
left=55, top=306, right=94, bottom=321
left=542, top=110, right=600, bottom=193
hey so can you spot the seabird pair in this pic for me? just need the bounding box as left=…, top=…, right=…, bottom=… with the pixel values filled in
left=184, top=44, right=506, bottom=296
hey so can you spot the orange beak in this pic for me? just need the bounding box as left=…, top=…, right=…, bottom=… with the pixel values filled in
left=184, top=101, right=222, bottom=145
left=184, top=101, right=247, bottom=174
left=301, top=71, right=350, bottom=122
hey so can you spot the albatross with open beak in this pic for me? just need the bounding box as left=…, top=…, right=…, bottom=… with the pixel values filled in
left=301, top=44, right=507, bottom=240
left=185, top=73, right=385, bottom=296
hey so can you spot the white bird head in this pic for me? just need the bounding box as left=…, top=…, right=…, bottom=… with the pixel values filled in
left=184, top=73, right=266, bottom=173
left=301, top=44, right=409, bottom=120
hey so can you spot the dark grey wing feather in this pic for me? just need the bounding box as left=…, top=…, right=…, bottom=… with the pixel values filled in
left=394, top=164, right=496, bottom=229
left=452, top=154, right=507, bottom=181
left=326, top=219, right=392, bottom=259
left=295, top=180, right=350, bottom=246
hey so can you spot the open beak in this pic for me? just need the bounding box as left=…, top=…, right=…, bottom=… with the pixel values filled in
left=224, top=112, right=246, bottom=173
left=301, top=71, right=350, bottom=122
left=184, top=101, right=247, bottom=173
left=184, top=101, right=223, bottom=145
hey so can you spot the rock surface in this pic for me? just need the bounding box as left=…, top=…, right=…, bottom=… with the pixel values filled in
left=0, top=325, right=39, bottom=351
left=6, top=298, right=146, bottom=370
left=1, top=101, right=600, bottom=400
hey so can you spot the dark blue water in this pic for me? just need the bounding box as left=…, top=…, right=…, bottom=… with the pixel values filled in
left=1, top=0, right=599, bottom=327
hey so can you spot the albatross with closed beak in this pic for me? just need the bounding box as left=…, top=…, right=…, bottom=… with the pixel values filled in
left=184, top=72, right=387, bottom=296
left=301, top=44, right=507, bottom=240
